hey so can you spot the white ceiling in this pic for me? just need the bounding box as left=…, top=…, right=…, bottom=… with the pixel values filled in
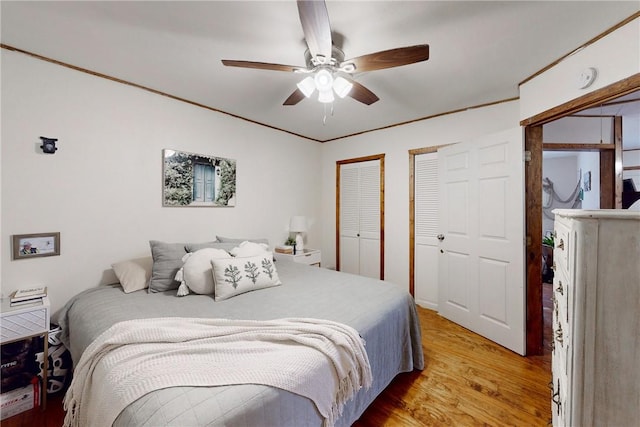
left=2, top=1, right=639, bottom=142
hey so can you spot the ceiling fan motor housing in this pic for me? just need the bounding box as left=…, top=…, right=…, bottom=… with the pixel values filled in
left=305, top=46, right=346, bottom=70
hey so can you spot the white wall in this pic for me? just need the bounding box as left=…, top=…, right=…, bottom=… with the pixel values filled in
left=320, top=101, right=521, bottom=290
left=544, top=116, right=613, bottom=144
left=541, top=152, right=602, bottom=227
left=577, top=152, right=600, bottom=210
left=624, top=149, right=640, bottom=190
left=520, top=17, right=640, bottom=121
left=542, top=155, right=579, bottom=236
left=1, top=51, right=321, bottom=313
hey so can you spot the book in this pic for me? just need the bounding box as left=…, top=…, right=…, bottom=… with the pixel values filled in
left=275, top=246, right=294, bottom=254
left=10, top=298, right=44, bottom=307
left=11, top=286, right=47, bottom=302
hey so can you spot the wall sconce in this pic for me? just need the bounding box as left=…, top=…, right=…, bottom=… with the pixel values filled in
left=40, top=137, right=58, bottom=154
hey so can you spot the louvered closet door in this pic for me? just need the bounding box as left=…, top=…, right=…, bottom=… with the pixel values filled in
left=414, top=152, right=439, bottom=309
left=340, top=165, right=361, bottom=275
left=357, top=162, right=381, bottom=279
left=339, top=160, right=381, bottom=279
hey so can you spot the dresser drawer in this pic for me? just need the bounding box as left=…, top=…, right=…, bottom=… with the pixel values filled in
left=553, top=267, right=571, bottom=327
left=553, top=221, right=571, bottom=277
left=295, top=250, right=321, bottom=265
left=1, top=308, right=48, bottom=343
left=0, top=297, right=50, bottom=344
left=274, top=249, right=321, bottom=266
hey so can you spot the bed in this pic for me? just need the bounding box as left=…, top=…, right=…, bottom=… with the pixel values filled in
left=57, top=255, right=424, bottom=426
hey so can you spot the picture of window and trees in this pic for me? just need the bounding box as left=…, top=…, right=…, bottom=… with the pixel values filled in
left=163, top=149, right=236, bottom=207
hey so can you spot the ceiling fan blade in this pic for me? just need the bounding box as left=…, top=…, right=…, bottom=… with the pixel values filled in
left=297, top=0, right=332, bottom=61
left=341, top=44, right=429, bottom=73
left=221, top=60, right=302, bottom=73
left=347, top=80, right=379, bottom=105
left=283, top=88, right=306, bottom=106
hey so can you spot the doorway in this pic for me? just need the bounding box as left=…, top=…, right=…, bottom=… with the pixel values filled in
left=522, top=74, right=640, bottom=355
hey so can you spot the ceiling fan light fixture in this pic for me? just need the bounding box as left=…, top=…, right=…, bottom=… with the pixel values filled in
left=297, top=76, right=316, bottom=98
left=318, top=89, right=335, bottom=103
left=314, top=69, right=334, bottom=92
left=333, top=76, right=353, bottom=98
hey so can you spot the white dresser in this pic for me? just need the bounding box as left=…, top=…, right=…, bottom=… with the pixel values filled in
left=551, top=209, right=640, bottom=426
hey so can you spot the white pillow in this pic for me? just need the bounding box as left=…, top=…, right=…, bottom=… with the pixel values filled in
left=211, top=252, right=281, bottom=301
left=112, top=257, right=153, bottom=293
left=175, top=248, right=231, bottom=296
left=230, top=241, right=270, bottom=257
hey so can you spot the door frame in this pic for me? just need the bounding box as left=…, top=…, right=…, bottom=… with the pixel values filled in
left=522, top=73, right=640, bottom=355
left=336, top=154, right=385, bottom=278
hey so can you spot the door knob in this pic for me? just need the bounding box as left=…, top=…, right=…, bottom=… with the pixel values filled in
left=437, top=234, right=445, bottom=241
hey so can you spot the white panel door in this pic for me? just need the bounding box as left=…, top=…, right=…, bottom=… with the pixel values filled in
left=339, top=160, right=381, bottom=278
left=414, top=152, right=440, bottom=309
left=438, top=128, right=525, bottom=355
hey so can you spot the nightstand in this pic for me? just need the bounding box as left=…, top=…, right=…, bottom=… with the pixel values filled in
left=1, top=296, right=50, bottom=410
left=274, top=248, right=321, bottom=267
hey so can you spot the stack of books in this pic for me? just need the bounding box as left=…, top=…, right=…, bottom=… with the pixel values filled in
left=275, top=245, right=294, bottom=254
left=9, top=286, right=47, bottom=307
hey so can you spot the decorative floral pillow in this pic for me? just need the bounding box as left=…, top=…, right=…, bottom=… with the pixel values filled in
left=175, top=248, right=232, bottom=296
left=211, top=252, right=281, bottom=301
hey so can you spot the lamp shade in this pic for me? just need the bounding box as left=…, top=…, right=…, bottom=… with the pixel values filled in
left=296, top=76, right=316, bottom=98
left=333, top=76, right=353, bottom=98
left=314, top=69, right=333, bottom=92
left=289, top=216, right=307, bottom=233
left=317, top=89, right=335, bottom=104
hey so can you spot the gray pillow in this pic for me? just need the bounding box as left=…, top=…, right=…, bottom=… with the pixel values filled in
left=148, top=241, right=188, bottom=292
left=215, top=236, right=270, bottom=245
left=185, top=242, right=237, bottom=253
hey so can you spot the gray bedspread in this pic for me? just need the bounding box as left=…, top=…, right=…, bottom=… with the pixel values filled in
left=57, top=260, right=424, bottom=426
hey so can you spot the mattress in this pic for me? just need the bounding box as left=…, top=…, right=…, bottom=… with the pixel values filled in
left=57, top=260, right=424, bottom=426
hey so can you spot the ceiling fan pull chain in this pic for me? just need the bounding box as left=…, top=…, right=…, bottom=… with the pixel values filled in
left=323, top=103, right=327, bottom=125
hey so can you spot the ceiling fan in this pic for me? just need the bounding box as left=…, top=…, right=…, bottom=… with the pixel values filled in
left=221, top=0, right=429, bottom=106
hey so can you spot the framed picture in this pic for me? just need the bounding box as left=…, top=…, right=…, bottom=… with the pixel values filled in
left=12, top=232, right=61, bottom=260
left=583, top=171, right=591, bottom=192
left=163, top=149, right=237, bottom=207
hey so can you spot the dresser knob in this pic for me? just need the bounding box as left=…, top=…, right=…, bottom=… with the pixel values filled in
left=552, top=379, right=562, bottom=415
left=557, top=238, right=565, bottom=250
left=555, top=324, right=564, bottom=346
left=556, top=280, right=563, bottom=296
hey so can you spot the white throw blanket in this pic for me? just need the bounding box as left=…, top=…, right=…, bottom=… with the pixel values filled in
left=63, top=317, right=372, bottom=427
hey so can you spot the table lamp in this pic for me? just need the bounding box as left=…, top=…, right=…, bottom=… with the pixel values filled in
left=289, top=216, right=307, bottom=253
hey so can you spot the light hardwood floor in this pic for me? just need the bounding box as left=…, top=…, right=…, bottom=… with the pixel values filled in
left=4, top=306, right=551, bottom=427
left=354, top=306, right=552, bottom=426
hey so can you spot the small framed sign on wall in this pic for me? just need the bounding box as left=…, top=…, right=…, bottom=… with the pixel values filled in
left=12, top=232, right=61, bottom=260
left=583, top=171, right=591, bottom=192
